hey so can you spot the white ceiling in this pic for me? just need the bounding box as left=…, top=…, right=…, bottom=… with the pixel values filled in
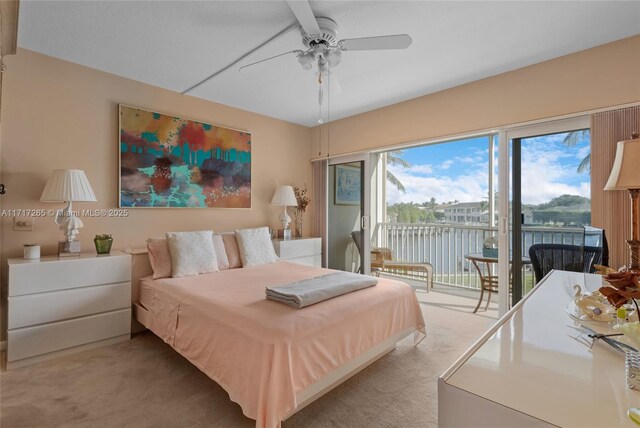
left=17, top=1, right=640, bottom=127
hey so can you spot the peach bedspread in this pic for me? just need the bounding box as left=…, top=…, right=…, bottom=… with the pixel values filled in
left=140, top=261, right=425, bottom=428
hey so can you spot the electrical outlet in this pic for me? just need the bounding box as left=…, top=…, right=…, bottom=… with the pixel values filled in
left=14, top=217, right=34, bottom=231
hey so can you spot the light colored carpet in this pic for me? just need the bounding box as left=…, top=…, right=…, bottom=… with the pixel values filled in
left=1, top=287, right=497, bottom=427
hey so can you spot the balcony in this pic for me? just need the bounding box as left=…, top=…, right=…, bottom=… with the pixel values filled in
left=371, top=222, right=586, bottom=290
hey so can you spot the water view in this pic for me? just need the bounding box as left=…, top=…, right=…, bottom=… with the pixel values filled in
left=378, top=130, right=593, bottom=290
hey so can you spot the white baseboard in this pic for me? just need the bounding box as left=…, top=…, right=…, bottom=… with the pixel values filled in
left=1, top=341, right=6, bottom=351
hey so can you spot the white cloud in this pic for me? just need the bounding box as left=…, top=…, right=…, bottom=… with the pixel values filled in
left=527, top=133, right=567, bottom=145
left=520, top=180, right=590, bottom=205
left=440, top=160, right=454, bottom=170
left=472, top=148, right=489, bottom=157
left=576, top=145, right=590, bottom=160
left=456, top=156, right=477, bottom=164
left=408, top=164, right=433, bottom=175
left=387, top=164, right=488, bottom=205
left=386, top=146, right=590, bottom=206
left=520, top=148, right=589, bottom=204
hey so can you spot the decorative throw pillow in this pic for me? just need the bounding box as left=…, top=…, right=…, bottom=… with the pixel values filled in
left=212, top=234, right=230, bottom=270
left=235, top=227, right=278, bottom=267
left=220, top=232, right=242, bottom=268
left=166, top=230, right=218, bottom=278
left=147, top=238, right=172, bottom=279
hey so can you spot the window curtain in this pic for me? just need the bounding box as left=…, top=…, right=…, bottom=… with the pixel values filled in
left=311, top=159, right=328, bottom=267
left=591, top=105, right=640, bottom=269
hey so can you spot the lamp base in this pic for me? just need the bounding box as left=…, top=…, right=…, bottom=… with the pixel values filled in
left=628, top=188, right=640, bottom=272
left=58, top=240, right=81, bottom=257
left=626, top=240, right=640, bottom=272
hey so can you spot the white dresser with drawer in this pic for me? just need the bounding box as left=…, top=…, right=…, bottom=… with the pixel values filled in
left=7, top=251, right=132, bottom=369
left=272, top=237, right=322, bottom=267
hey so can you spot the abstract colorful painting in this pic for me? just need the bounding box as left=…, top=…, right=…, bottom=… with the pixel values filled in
left=119, top=105, right=251, bottom=208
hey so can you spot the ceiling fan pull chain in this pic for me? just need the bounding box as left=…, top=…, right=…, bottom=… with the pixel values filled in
left=327, top=69, right=331, bottom=157
left=318, top=82, right=324, bottom=124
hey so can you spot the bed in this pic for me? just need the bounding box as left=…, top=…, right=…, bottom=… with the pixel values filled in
left=132, top=255, right=425, bottom=428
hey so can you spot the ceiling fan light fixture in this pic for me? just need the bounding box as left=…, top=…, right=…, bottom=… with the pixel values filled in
left=297, top=51, right=316, bottom=70
left=326, top=49, right=342, bottom=67
left=296, top=52, right=309, bottom=66
left=317, top=57, right=329, bottom=74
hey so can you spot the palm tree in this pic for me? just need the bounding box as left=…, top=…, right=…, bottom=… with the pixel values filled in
left=386, top=150, right=411, bottom=193
left=562, top=129, right=590, bottom=173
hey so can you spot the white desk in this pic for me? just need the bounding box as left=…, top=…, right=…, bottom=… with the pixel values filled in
left=439, top=270, right=640, bottom=427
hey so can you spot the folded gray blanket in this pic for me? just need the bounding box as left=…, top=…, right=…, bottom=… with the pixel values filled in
left=266, top=271, right=378, bottom=308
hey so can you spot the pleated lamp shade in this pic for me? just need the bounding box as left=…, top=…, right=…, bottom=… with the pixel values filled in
left=271, top=185, right=297, bottom=206
left=40, top=169, right=97, bottom=202
left=605, top=135, right=640, bottom=191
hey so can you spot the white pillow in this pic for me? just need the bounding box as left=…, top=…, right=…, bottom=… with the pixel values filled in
left=235, top=227, right=278, bottom=267
left=212, top=234, right=230, bottom=270
left=166, top=230, right=218, bottom=278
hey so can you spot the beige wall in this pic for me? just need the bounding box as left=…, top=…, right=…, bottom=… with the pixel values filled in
left=0, top=49, right=312, bottom=338
left=311, top=35, right=640, bottom=157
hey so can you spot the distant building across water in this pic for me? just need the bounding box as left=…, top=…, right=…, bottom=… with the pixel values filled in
left=443, top=202, right=487, bottom=224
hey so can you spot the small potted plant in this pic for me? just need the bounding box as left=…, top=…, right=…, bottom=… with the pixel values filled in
left=94, top=234, right=113, bottom=255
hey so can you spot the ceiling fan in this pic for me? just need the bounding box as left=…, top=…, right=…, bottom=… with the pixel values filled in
left=239, top=0, right=413, bottom=122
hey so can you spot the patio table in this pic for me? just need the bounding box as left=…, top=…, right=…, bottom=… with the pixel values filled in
left=465, top=253, right=531, bottom=313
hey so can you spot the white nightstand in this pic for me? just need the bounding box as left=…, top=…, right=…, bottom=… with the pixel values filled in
left=272, top=237, right=322, bottom=267
left=7, top=251, right=132, bottom=369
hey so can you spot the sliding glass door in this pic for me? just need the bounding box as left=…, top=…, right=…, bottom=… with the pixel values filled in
left=497, top=117, right=591, bottom=313
left=328, top=154, right=371, bottom=275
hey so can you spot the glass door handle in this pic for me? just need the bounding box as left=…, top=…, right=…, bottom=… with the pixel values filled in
left=361, top=216, right=369, bottom=230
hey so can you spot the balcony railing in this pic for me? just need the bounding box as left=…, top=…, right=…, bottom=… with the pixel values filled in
left=371, top=222, right=585, bottom=290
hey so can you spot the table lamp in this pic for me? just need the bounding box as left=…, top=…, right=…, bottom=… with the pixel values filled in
left=271, top=185, right=297, bottom=240
left=40, top=169, right=97, bottom=256
left=605, top=132, right=640, bottom=271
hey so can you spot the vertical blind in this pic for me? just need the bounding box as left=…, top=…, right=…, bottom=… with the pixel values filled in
left=311, top=159, right=328, bottom=267
left=591, top=105, right=640, bottom=269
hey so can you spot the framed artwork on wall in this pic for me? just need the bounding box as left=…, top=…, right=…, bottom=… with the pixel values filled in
left=334, top=164, right=361, bottom=206
left=119, top=105, right=251, bottom=208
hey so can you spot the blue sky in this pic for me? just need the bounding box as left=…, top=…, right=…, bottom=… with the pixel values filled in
left=386, top=132, right=590, bottom=205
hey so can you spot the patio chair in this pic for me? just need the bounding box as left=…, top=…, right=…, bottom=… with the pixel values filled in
left=351, top=231, right=433, bottom=291
left=528, top=243, right=603, bottom=283
left=372, top=247, right=434, bottom=292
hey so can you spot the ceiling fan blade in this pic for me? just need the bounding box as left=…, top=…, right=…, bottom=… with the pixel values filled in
left=286, top=0, right=320, bottom=35
left=339, top=34, right=412, bottom=51
left=239, top=50, right=301, bottom=72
